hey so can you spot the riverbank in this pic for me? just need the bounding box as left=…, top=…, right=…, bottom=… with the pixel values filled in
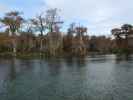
left=0, top=51, right=132, bottom=59
left=0, top=52, right=44, bottom=59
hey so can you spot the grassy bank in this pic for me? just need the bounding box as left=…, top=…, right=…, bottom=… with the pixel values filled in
left=0, top=52, right=45, bottom=59
left=0, top=50, right=132, bottom=59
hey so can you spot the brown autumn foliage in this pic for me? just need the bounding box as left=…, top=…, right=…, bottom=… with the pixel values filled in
left=0, top=11, right=24, bottom=55
left=0, top=10, right=133, bottom=56
left=89, top=36, right=114, bottom=53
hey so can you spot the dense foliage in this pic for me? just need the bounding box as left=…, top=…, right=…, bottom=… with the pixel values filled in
left=0, top=9, right=133, bottom=57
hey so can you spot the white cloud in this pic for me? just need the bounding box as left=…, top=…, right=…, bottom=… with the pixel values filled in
left=0, top=4, right=9, bottom=13
left=43, top=0, right=133, bottom=35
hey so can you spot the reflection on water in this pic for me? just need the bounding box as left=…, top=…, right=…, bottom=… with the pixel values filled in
left=9, top=59, right=16, bottom=81
left=115, top=54, right=133, bottom=63
left=0, top=55, right=133, bottom=100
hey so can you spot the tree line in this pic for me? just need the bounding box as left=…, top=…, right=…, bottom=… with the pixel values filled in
left=0, top=8, right=133, bottom=57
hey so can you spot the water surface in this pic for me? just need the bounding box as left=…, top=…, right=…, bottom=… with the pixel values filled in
left=0, top=55, right=133, bottom=100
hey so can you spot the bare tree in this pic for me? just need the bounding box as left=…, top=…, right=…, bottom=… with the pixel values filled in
left=31, top=13, right=46, bottom=53
left=45, top=8, right=64, bottom=56
left=0, top=11, right=23, bottom=55
left=24, top=19, right=34, bottom=34
left=46, top=8, right=63, bottom=33
left=67, top=23, right=75, bottom=37
left=75, top=26, right=87, bottom=37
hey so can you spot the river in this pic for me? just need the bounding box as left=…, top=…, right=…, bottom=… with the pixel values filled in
left=0, top=55, right=133, bottom=100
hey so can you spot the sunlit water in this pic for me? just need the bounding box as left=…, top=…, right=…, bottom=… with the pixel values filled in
left=0, top=55, right=133, bottom=100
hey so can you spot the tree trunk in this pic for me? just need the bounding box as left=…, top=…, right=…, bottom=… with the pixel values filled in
left=40, top=39, right=43, bottom=56
left=12, top=37, right=17, bottom=56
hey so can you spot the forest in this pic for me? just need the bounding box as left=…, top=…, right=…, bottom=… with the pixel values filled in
left=0, top=8, right=133, bottom=57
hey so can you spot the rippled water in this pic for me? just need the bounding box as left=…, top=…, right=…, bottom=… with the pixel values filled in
left=0, top=55, right=133, bottom=100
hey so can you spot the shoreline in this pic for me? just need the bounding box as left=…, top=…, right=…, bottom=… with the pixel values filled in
left=0, top=52, right=132, bottom=59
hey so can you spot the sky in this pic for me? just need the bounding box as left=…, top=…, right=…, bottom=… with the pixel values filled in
left=0, top=0, right=133, bottom=36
